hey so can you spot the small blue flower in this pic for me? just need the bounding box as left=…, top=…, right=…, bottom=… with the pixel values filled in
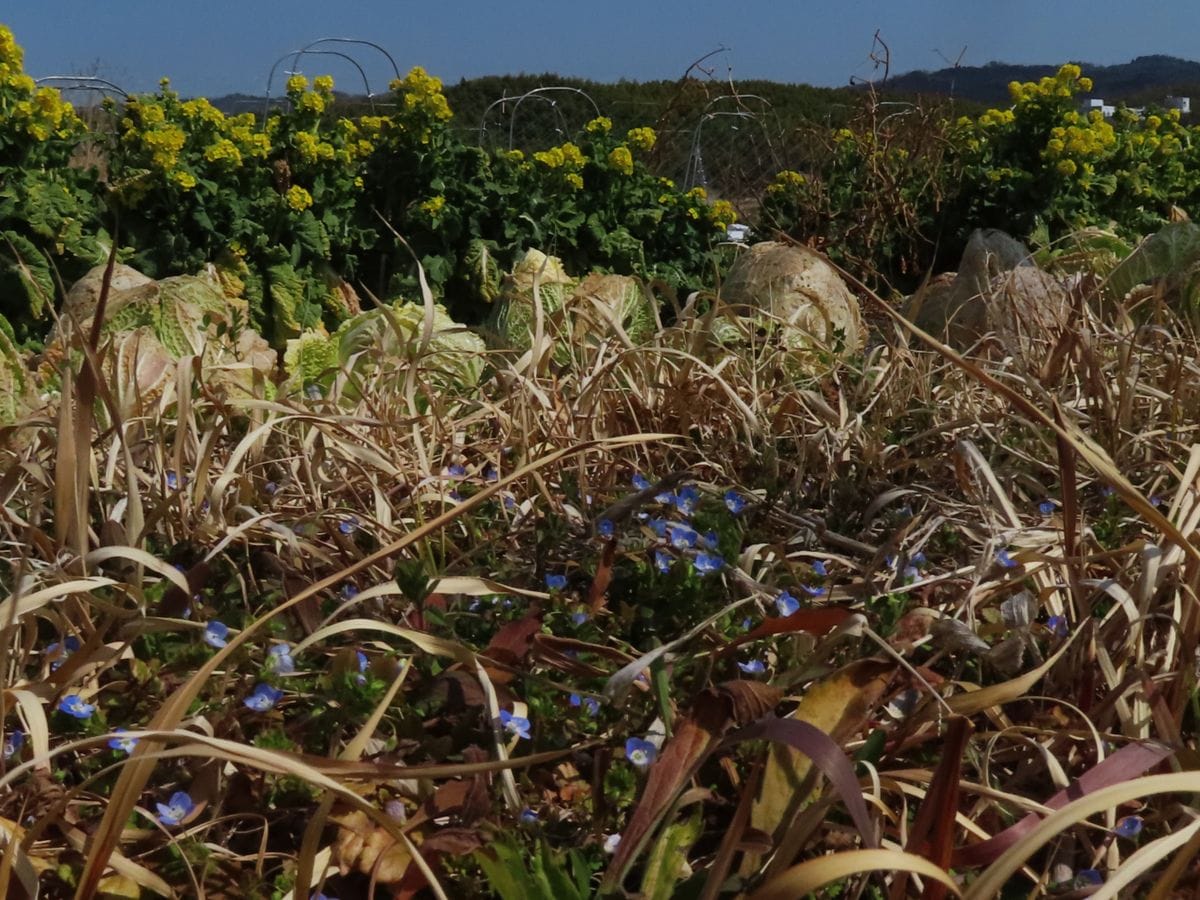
left=800, top=583, right=826, bottom=596
left=693, top=551, right=724, bottom=574
left=775, top=591, right=800, bottom=617
left=447, top=463, right=467, bottom=478
left=701, top=530, right=719, bottom=549
left=519, top=808, right=538, bottom=824
left=724, top=490, right=748, bottom=514
left=58, top=695, right=94, bottom=719
left=503, top=494, right=516, bottom=510
left=499, top=709, right=531, bottom=740
left=603, top=833, right=621, bottom=854
left=625, top=736, right=658, bottom=769
left=738, top=659, right=766, bottom=675
left=156, top=791, right=195, bottom=827
left=902, top=565, right=920, bottom=581
left=340, top=583, right=360, bottom=602
left=165, top=471, right=179, bottom=491
left=632, top=473, right=651, bottom=491
left=884, top=554, right=897, bottom=568
left=202, top=621, right=228, bottom=649
left=570, top=610, right=589, bottom=626
left=1113, top=815, right=1144, bottom=839
left=741, top=617, right=753, bottom=629
left=448, top=490, right=463, bottom=502
left=654, top=549, right=672, bottom=573
left=244, top=683, right=284, bottom=712
left=910, top=551, right=927, bottom=567
left=1038, top=500, right=1055, bottom=515
left=354, top=651, right=369, bottom=685
left=569, top=693, right=601, bottom=715
left=311, top=893, right=337, bottom=900
left=666, top=522, right=699, bottom=550
left=654, top=490, right=674, bottom=504
left=3, top=729, right=24, bottom=760
left=264, top=481, right=278, bottom=495
left=1046, top=615, right=1069, bottom=637
left=338, top=516, right=359, bottom=535
left=108, top=728, right=139, bottom=755
left=672, top=486, right=699, bottom=516
left=1150, top=495, right=1163, bottom=508
left=483, top=466, right=499, bottom=482
left=266, top=644, right=295, bottom=675
left=995, top=549, right=1019, bottom=569
left=597, top=519, right=615, bottom=539
left=812, top=560, right=828, bottom=577
left=545, top=573, right=567, bottom=591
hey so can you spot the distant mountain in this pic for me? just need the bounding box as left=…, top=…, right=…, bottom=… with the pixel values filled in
left=881, top=55, right=1200, bottom=106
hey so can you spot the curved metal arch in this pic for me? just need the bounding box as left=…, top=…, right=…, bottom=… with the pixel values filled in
left=478, top=86, right=602, bottom=150
left=262, top=42, right=393, bottom=120
left=34, top=75, right=129, bottom=99
left=684, top=94, right=780, bottom=190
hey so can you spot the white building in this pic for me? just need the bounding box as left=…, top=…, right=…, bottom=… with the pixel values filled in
left=1166, top=95, right=1191, bottom=114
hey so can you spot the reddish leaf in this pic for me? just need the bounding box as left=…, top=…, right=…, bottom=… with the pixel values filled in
left=721, top=606, right=853, bottom=659
left=890, top=716, right=972, bottom=900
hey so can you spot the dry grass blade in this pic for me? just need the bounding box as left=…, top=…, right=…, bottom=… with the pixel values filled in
left=749, top=848, right=962, bottom=900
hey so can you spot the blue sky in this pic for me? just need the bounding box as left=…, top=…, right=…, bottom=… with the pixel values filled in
left=5, top=1, right=1200, bottom=98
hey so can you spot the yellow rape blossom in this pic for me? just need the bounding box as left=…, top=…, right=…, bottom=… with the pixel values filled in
left=314, top=74, right=334, bottom=95
left=286, top=185, right=313, bottom=211
left=1056, top=159, right=1077, bottom=176
left=534, top=147, right=565, bottom=168
left=565, top=172, right=584, bottom=190
left=608, top=145, right=634, bottom=175
left=286, top=74, right=308, bottom=95
left=420, top=195, right=446, bottom=216
left=171, top=170, right=197, bottom=190
left=626, top=126, right=656, bottom=152
left=585, top=116, right=613, bottom=134
left=204, top=138, right=242, bottom=167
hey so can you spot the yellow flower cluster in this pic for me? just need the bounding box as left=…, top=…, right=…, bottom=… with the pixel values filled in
left=1044, top=118, right=1116, bottom=160
left=313, top=74, right=334, bottom=95
left=171, top=170, right=197, bottom=190
left=286, top=74, right=308, bottom=95
left=293, top=130, right=335, bottom=165
left=181, top=98, right=225, bottom=126
left=766, top=169, right=806, bottom=195
left=1007, top=64, right=1092, bottom=105
left=0, top=28, right=84, bottom=147
left=420, top=194, right=446, bottom=216
left=141, top=124, right=187, bottom=171
left=626, top=127, right=656, bottom=152
left=204, top=138, right=242, bottom=167
left=708, top=199, right=737, bottom=230
left=607, top=145, right=634, bottom=175
left=392, top=67, right=452, bottom=122
left=534, top=142, right=586, bottom=170
left=565, top=172, right=584, bottom=191
left=585, top=116, right=613, bottom=134
left=286, top=185, right=313, bottom=211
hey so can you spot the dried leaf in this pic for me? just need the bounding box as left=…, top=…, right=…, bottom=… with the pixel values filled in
left=331, top=808, right=413, bottom=885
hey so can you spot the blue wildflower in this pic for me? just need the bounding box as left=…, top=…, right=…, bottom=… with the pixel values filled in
left=632, top=473, right=651, bottom=491
left=502, top=494, right=516, bottom=510
left=448, top=490, right=463, bottom=502
left=165, top=471, right=179, bottom=491
left=108, top=728, right=139, bottom=755
left=571, top=610, right=589, bottom=626
left=910, top=551, right=927, bottom=567
left=800, top=583, right=826, bottom=596
left=666, top=522, right=699, bottom=549
left=597, top=519, right=615, bottom=539
left=1150, top=495, right=1163, bottom=508
left=603, top=833, right=621, bottom=854
left=202, top=621, right=229, bottom=649
left=775, top=591, right=800, bottom=617
left=519, top=808, right=538, bottom=825
left=1113, top=815, right=1144, bottom=839
left=264, top=481, right=278, bottom=495
left=693, top=552, right=724, bottom=574
left=340, top=583, right=360, bottom=602
left=338, top=516, right=358, bottom=535
left=483, top=466, right=499, bottom=482
left=655, top=490, right=674, bottom=504
left=355, top=651, right=369, bottom=685
left=995, top=549, right=1019, bottom=569
left=625, top=736, right=658, bottom=769
left=545, top=573, right=567, bottom=591
left=570, top=694, right=601, bottom=716
left=447, top=463, right=467, bottom=478
left=267, top=644, right=295, bottom=675
left=654, top=549, right=672, bottom=573
left=738, top=659, right=766, bottom=675
left=1038, top=500, right=1055, bottom=515
left=902, top=565, right=920, bottom=581
left=672, top=485, right=700, bottom=516
left=244, top=683, right=284, bottom=712
left=58, top=695, right=94, bottom=719
left=1046, top=615, right=1069, bottom=637
left=156, top=791, right=195, bottom=827
left=3, top=729, right=23, bottom=760
left=499, top=709, right=531, bottom=740
left=701, top=530, right=719, bottom=549
left=724, top=489, right=748, bottom=514
left=812, top=560, right=828, bottom=577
